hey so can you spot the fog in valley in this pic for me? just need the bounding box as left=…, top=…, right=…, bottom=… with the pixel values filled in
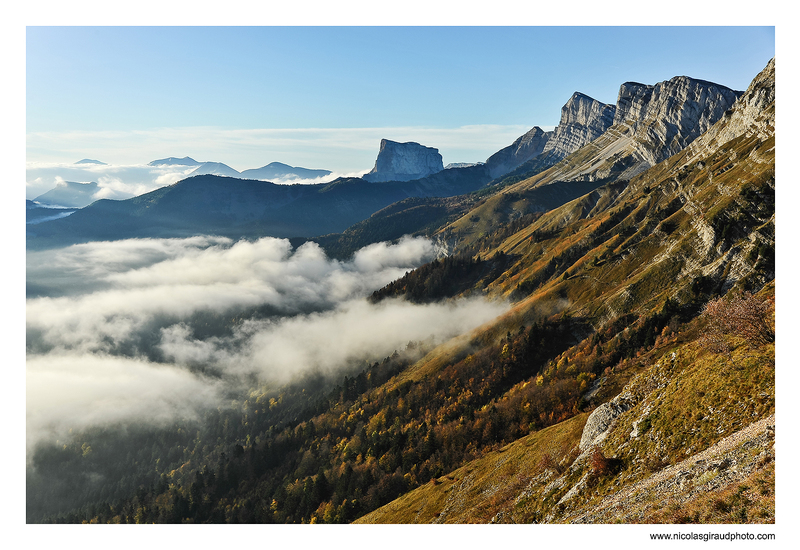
left=26, top=235, right=509, bottom=453
left=25, top=163, right=348, bottom=203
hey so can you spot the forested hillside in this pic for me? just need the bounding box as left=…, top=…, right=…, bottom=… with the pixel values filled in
left=26, top=59, right=775, bottom=525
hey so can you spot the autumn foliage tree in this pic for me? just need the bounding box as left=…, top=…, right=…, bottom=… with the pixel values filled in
left=701, top=291, right=775, bottom=352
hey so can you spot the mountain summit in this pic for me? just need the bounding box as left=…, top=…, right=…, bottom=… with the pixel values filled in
left=148, top=156, right=202, bottom=167
left=485, top=93, right=616, bottom=178
left=240, top=162, right=332, bottom=182
left=485, top=76, right=742, bottom=185
left=541, top=92, right=617, bottom=159
left=33, top=180, right=100, bottom=208
left=363, top=139, right=444, bottom=183
left=188, top=162, right=241, bottom=178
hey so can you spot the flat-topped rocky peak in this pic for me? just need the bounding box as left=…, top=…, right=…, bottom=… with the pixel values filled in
left=363, top=139, right=444, bottom=183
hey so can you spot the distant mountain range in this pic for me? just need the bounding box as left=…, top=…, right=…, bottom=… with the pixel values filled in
left=26, top=71, right=746, bottom=255
left=32, top=181, right=101, bottom=208
left=145, top=157, right=332, bottom=179
left=240, top=162, right=332, bottom=181
left=26, top=165, right=492, bottom=249
left=148, top=156, right=202, bottom=167
left=182, top=161, right=334, bottom=181
left=188, top=162, right=242, bottom=178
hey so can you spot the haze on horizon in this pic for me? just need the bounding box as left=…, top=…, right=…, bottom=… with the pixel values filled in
left=26, top=26, right=775, bottom=189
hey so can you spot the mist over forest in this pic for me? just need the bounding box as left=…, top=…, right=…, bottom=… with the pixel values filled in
left=22, top=32, right=778, bottom=529
left=26, top=235, right=509, bottom=453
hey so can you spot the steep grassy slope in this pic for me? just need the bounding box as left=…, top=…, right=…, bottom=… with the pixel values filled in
left=355, top=413, right=590, bottom=524
left=358, top=287, right=775, bottom=523
left=431, top=59, right=774, bottom=327
left=355, top=60, right=775, bottom=524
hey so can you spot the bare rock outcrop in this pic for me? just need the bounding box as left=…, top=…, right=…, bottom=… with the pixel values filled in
left=613, top=82, right=654, bottom=126
left=620, top=76, right=743, bottom=166
left=541, top=92, right=617, bottom=160
left=578, top=391, right=637, bottom=453
left=484, top=93, right=615, bottom=179
left=683, top=58, right=775, bottom=160
left=363, top=139, right=444, bottom=183
left=532, top=75, right=745, bottom=185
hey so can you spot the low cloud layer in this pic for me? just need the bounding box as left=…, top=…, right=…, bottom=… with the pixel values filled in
left=26, top=122, right=541, bottom=204
left=26, top=353, right=222, bottom=451
left=25, top=163, right=198, bottom=201
left=25, top=124, right=535, bottom=197
left=158, top=297, right=506, bottom=382
left=26, top=236, right=508, bottom=451
left=25, top=162, right=345, bottom=203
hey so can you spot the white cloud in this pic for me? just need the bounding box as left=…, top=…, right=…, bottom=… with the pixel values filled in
left=27, top=235, right=507, bottom=449
left=25, top=163, right=196, bottom=201
left=25, top=123, right=539, bottom=201
left=231, top=297, right=507, bottom=382
left=26, top=353, right=223, bottom=452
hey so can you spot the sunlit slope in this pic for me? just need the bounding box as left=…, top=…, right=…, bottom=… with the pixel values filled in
left=355, top=413, right=589, bottom=524
left=491, top=122, right=773, bottom=315
left=366, top=57, right=774, bottom=452
left=355, top=59, right=775, bottom=525
left=357, top=284, right=775, bottom=524
left=442, top=60, right=775, bottom=321
left=374, top=117, right=774, bottom=389
left=437, top=70, right=752, bottom=254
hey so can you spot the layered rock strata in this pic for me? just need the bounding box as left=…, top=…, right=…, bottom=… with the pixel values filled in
left=541, top=92, right=617, bottom=159
left=682, top=58, right=775, bottom=159
left=531, top=75, right=745, bottom=185
left=363, top=139, right=444, bottom=183
left=485, top=93, right=617, bottom=180
left=619, top=76, right=743, bottom=166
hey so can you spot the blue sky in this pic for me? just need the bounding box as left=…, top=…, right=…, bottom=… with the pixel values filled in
left=25, top=26, right=775, bottom=188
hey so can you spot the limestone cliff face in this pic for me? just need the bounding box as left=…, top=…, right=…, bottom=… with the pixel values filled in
left=485, top=126, right=551, bottom=178
left=523, top=75, right=745, bottom=185
left=363, top=139, right=444, bottom=183
left=484, top=93, right=615, bottom=180
left=540, top=92, right=617, bottom=159
left=613, top=82, right=654, bottom=126
left=683, top=58, right=775, bottom=159
left=621, top=76, right=743, bottom=166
